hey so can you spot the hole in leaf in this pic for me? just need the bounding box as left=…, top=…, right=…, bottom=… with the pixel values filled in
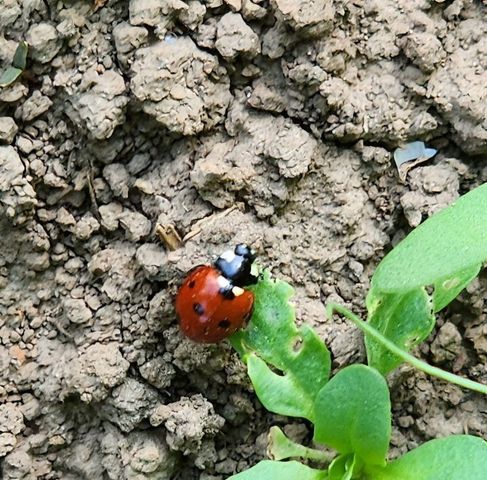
left=292, top=336, right=303, bottom=353
left=266, top=362, right=286, bottom=377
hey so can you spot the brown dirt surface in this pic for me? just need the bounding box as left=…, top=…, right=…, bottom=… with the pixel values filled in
left=0, top=0, right=486, bottom=478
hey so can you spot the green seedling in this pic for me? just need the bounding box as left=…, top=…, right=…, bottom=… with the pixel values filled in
left=0, top=41, right=28, bottom=88
left=228, top=273, right=487, bottom=479
left=227, top=183, right=487, bottom=479
left=364, top=182, right=487, bottom=374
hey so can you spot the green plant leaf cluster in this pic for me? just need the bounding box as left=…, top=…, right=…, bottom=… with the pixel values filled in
left=366, top=183, right=487, bottom=373
left=227, top=270, right=487, bottom=479
left=0, top=41, right=28, bottom=88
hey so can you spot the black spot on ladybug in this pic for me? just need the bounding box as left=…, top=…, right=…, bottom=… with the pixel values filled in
left=188, top=280, right=196, bottom=288
left=193, top=303, right=205, bottom=315
left=218, top=318, right=231, bottom=329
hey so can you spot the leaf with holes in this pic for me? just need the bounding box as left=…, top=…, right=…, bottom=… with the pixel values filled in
left=365, top=288, right=435, bottom=374
left=230, top=271, right=330, bottom=421
left=366, top=183, right=487, bottom=373
left=371, top=183, right=487, bottom=294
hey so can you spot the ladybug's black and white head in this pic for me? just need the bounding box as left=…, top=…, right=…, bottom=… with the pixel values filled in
left=214, top=243, right=257, bottom=287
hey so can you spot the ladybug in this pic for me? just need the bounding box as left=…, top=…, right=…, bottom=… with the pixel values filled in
left=175, top=244, right=258, bottom=343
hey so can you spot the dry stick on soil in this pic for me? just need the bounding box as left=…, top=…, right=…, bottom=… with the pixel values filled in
left=182, top=205, right=238, bottom=242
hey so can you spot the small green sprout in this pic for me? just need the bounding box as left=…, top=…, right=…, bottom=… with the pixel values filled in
left=366, top=182, right=487, bottom=374
left=0, top=41, right=28, bottom=88
left=227, top=183, right=487, bottom=479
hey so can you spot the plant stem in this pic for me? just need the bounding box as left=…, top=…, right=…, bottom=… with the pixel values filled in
left=327, top=303, right=487, bottom=395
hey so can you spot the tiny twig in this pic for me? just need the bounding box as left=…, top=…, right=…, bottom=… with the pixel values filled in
left=86, top=159, right=101, bottom=220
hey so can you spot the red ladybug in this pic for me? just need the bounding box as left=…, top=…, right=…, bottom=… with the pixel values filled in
left=175, top=244, right=258, bottom=343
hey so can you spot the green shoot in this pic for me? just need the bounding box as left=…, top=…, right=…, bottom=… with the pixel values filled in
left=227, top=272, right=487, bottom=479
left=366, top=183, right=487, bottom=373
left=0, top=41, right=28, bottom=88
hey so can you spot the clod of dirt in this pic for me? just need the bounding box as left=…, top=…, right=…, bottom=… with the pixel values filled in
left=99, top=202, right=123, bottom=231
left=399, top=163, right=459, bottom=227
left=129, top=0, right=188, bottom=37
left=215, top=12, right=261, bottom=60
left=88, top=243, right=138, bottom=302
left=427, top=18, right=487, bottom=154
left=119, top=210, right=152, bottom=242
left=25, top=22, right=61, bottom=63
left=139, top=356, right=176, bottom=389
left=136, top=243, right=168, bottom=280
left=71, top=212, right=100, bottom=240
left=78, top=343, right=131, bottom=402
left=63, top=298, right=92, bottom=325
left=15, top=90, right=53, bottom=123
left=150, top=394, right=225, bottom=467
left=100, top=378, right=162, bottom=433
left=0, top=145, right=37, bottom=224
left=112, top=21, right=149, bottom=68
left=54, top=437, right=106, bottom=479
left=430, top=322, right=463, bottom=364
left=130, top=37, right=232, bottom=135
left=192, top=100, right=319, bottom=217
left=103, top=163, right=131, bottom=199
left=0, top=117, right=18, bottom=144
left=101, top=427, right=178, bottom=480
left=179, top=1, right=207, bottom=31
left=465, top=317, right=487, bottom=361
left=0, top=403, right=25, bottom=437
left=64, top=67, right=129, bottom=140
left=271, top=0, right=335, bottom=37
left=319, top=62, right=439, bottom=143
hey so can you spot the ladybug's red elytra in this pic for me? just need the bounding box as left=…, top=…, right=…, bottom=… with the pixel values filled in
left=175, top=244, right=258, bottom=343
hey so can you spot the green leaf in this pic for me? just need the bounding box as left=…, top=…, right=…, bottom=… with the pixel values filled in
left=268, top=426, right=332, bottom=464
left=313, top=365, right=391, bottom=466
left=231, top=271, right=330, bottom=421
left=367, top=435, right=487, bottom=480
left=268, top=426, right=307, bottom=461
left=371, top=183, right=487, bottom=294
left=365, top=288, right=434, bottom=374
left=365, top=184, right=487, bottom=373
left=228, top=460, right=328, bottom=480
left=432, top=264, right=480, bottom=312
left=12, top=41, right=28, bottom=69
left=248, top=353, right=315, bottom=418
left=328, top=454, right=356, bottom=480
left=0, top=67, right=23, bottom=87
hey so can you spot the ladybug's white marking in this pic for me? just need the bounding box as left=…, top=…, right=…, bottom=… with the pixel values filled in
left=232, top=286, right=244, bottom=297
left=217, top=275, right=231, bottom=289
left=219, top=250, right=236, bottom=263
